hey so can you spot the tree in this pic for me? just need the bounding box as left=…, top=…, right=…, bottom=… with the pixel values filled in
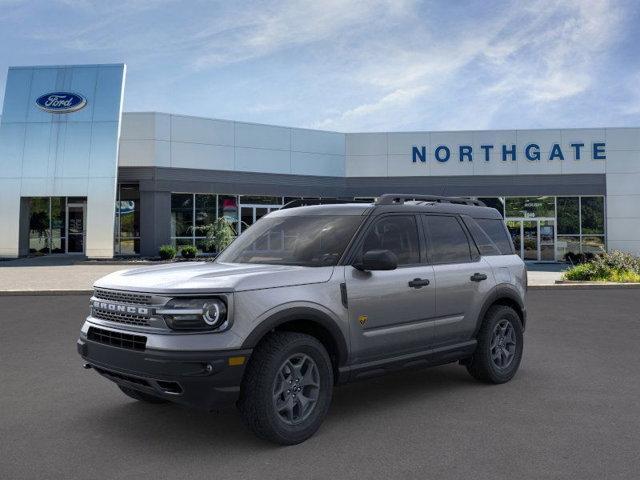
left=192, top=217, right=236, bottom=254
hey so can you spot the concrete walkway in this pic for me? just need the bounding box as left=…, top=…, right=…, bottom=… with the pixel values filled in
left=0, top=257, right=129, bottom=294
left=0, top=256, right=570, bottom=293
left=525, top=262, right=568, bottom=285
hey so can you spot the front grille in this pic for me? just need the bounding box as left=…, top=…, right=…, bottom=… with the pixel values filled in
left=93, top=289, right=152, bottom=305
left=87, top=326, right=147, bottom=351
left=92, top=308, right=151, bottom=327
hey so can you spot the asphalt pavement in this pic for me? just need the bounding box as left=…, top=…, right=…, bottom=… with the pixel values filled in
left=1, top=290, right=639, bottom=480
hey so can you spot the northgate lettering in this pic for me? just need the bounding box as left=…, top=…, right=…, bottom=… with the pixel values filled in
left=411, top=143, right=606, bottom=163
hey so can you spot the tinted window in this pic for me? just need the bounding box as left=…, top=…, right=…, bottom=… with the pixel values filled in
left=464, top=217, right=501, bottom=256
left=216, top=215, right=363, bottom=267
left=424, top=215, right=472, bottom=264
left=475, top=218, right=514, bottom=255
left=361, top=215, right=420, bottom=265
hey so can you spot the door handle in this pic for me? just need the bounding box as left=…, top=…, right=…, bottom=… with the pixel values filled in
left=408, top=278, right=430, bottom=288
left=470, top=272, right=488, bottom=282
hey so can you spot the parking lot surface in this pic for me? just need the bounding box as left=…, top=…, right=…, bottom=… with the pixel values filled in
left=1, top=289, right=639, bottom=480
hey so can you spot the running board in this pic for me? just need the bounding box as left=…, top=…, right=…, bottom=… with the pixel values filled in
left=337, top=340, right=477, bottom=383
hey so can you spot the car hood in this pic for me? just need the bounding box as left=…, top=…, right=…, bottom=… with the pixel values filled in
left=93, top=262, right=335, bottom=294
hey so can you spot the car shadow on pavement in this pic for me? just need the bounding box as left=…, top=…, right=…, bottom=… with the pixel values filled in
left=78, top=363, right=484, bottom=449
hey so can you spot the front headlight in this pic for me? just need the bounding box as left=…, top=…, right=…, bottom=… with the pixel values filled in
left=158, top=298, right=228, bottom=331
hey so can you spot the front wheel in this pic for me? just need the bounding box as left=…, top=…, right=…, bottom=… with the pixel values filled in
left=238, top=332, right=334, bottom=445
left=466, top=305, right=524, bottom=384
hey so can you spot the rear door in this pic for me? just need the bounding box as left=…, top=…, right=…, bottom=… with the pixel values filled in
left=422, top=214, right=494, bottom=347
left=345, top=214, right=436, bottom=363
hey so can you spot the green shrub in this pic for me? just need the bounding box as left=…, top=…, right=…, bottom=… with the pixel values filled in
left=563, top=263, right=595, bottom=281
left=563, top=250, right=640, bottom=282
left=158, top=245, right=177, bottom=260
left=180, top=245, right=198, bottom=259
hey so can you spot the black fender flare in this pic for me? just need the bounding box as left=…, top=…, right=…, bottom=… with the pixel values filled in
left=474, top=284, right=527, bottom=335
left=241, top=306, right=349, bottom=367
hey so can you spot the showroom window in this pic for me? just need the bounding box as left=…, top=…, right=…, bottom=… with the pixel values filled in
left=556, top=196, right=605, bottom=257
left=27, top=196, right=86, bottom=255
left=114, top=184, right=140, bottom=255
left=28, top=197, right=64, bottom=254
left=171, top=194, right=286, bottom=253
left=171, top=193, right=214, bottom=252
left=505, top=196, right=555, bottom=218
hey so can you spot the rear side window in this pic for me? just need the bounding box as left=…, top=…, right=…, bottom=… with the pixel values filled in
left=474, top=218, right=514, bottom=255
left=423, top=215, right=472, bottom=264
left=463, top=217, right=501, bottom=256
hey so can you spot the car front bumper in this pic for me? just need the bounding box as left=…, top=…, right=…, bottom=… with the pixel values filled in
left=77, top=336, right=251, bottom=410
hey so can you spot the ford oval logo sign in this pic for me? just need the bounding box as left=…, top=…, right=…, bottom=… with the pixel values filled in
left=35, top=92, right=87, bottom=114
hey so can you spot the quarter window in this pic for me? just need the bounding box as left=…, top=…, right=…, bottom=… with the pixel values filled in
left=475, top=218, right=514, bottom=255
left=424, top=215, right=472, bottom=264
left=361, top=216, right=420, bottom=266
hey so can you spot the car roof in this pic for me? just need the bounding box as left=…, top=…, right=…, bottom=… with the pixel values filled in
left=271, top=201, right=502, bottom=219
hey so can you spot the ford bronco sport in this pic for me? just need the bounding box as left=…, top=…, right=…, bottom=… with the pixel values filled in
left=77, top=194, right=527, bottom=444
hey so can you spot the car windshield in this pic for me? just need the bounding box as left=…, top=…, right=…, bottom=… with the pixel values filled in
left=216, top=215, right=364, bottom=267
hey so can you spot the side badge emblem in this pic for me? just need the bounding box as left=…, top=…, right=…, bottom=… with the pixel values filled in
left=358, top=315, right=368, bottom=327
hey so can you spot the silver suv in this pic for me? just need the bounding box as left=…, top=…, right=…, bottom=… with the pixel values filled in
left=77, top=194, right=527, bottom=444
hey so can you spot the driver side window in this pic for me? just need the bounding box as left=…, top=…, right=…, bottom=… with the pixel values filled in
left=361, top=215, right=420, bottom=266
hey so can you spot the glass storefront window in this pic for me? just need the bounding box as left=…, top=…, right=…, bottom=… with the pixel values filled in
left=240, top=195, right=282, bottom=205
left=505, top=196, right=555, bottom=218
left=557, top=236, right=581, bottom=259
left=218, top=195, right=239, bottom=233
left=505, top=196, right=605, bottom=261
left=27, top=196, right=85, bottom=255
left=195, top=194, right=216, bottom=228
left=557, top=197, right=579, bottom=235
left=114, top=184, right=140, bottom=255
left=29, top=198, right=50, bottom=254
left=171, top=193, right=194, bottom=238
left=581, top=197, right=605, bottom=234
left=582, top=236, right=605, bottom=254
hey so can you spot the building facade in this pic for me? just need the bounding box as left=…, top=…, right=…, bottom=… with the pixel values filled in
left=1, top=64, right=639, bottom=261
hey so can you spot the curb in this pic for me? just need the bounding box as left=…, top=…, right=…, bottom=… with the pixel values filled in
left=0, top=290, right=93, bottom=296
left=530, top=283, right=640, bottom=290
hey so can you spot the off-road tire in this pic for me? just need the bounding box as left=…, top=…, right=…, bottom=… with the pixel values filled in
left=118, top=385, right=169, bottom=404
left=238, top=331, right=334, bottom=445
left=466, top=305, right=524, bottom=384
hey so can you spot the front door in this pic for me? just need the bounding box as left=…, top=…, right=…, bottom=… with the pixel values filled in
left=506, top=219, right=556, bottom=261
left=66, top=203, right=85, bottom=254
left=345, top=214, right=436, bottom=363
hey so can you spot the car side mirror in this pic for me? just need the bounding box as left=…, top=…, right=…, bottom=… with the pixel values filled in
left=355, top=249, right=398, bottom=271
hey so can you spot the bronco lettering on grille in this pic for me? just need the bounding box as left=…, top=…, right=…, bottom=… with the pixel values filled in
left=92, top=300, right=149, bottom=316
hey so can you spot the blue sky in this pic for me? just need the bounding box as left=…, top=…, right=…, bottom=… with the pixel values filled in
left=1, top=0, right=639, bottom=132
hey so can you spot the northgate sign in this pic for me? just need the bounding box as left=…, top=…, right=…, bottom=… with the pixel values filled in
left=411, top=142, right=606, bottom=163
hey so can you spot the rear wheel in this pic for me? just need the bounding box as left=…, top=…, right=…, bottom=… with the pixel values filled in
left=238, top=331, right=333, bottom=445
left=466, top=305, right=523, bottom=384
left=118, top=385, right=168, bottom=404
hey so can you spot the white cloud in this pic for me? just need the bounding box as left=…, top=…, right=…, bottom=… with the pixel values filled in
left=314, top=0, right=625, bottom=130
left=1, top=0, right=631, bottom=131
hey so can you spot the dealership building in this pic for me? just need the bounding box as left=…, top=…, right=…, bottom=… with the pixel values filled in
left=1, top=63, right=639, bottom=261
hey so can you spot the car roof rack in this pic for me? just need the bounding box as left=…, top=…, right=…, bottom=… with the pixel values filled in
left=375, top=194, right=485, bottom=207
left=281, top=198, right=372, bottom=209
